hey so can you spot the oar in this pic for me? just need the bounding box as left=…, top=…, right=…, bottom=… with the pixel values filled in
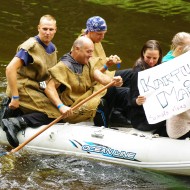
left=1, top=81, right=115, bottom=156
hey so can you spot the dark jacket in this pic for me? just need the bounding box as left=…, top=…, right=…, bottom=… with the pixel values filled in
left=129, top=58, right=166, bottom=131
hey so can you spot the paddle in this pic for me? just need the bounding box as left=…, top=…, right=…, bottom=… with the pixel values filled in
left=1, top=81, right=115, bottom=156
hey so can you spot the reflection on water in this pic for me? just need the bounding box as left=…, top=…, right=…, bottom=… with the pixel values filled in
left=0, top=150, right=189, bottom=190
left=86, top=0, right=190, bottom=17
left=1, top=0, right=190, bottom=189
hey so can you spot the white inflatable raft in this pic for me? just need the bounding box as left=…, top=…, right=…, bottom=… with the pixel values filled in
left=0, top=122, right=190, bottom=176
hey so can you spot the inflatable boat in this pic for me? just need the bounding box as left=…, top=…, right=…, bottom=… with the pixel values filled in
left=0, top=122, right=190, bottom=176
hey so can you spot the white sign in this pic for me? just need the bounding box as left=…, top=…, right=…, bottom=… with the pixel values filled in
left=138, top=51, right=190, bottom=124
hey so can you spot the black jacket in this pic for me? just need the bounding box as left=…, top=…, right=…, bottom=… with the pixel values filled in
left=129, top=59, right=166, bottom=131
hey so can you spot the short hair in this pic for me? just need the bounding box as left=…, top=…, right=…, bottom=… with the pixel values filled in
left=73, top=37, right=84, bottom=49
left=72, top=36, right=93, bottom=49
left=39, top=14, right=56, bottom=25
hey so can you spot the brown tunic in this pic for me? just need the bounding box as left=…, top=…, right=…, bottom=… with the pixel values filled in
left=6, top=37, right=60, bottom=118
left=49, top=59, right=107, bottom=123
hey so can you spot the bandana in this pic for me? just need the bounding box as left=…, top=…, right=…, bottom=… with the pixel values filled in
left=86, top=16, right=107, bottom=32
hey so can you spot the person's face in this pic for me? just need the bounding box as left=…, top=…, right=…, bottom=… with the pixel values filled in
left=38, top=18, right=57, bottom=45
left=76, top=43, right=94, bottom=65
left=143, top=49, right=160, bottom=67
left=88, top=31, right=107, bottom=43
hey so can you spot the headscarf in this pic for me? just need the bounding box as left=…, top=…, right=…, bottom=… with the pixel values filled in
left=86, top=16, right=107, bottom=32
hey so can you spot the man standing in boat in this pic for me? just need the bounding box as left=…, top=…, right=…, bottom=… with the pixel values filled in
left=1, top=15, right=61, bottom=147
left=45, top=36, right=123, bottom=127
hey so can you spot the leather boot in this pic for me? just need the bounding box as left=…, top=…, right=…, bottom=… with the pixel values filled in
left=2, top=117, right=28, bottom=147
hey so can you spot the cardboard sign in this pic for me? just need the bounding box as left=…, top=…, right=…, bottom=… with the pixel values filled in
left=138, top=51, right=190, bottom=124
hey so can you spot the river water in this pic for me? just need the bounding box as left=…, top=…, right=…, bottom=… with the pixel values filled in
left=0, top=0, right=190, bottom=189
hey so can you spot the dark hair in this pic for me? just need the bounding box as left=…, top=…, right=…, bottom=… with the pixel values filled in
left=140, top=40, right=162, bottom=65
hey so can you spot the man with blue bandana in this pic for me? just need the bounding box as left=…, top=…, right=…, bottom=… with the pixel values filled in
left=86, top=16, right=107, bottom=32
left=81, top=16, right=132, bottom=126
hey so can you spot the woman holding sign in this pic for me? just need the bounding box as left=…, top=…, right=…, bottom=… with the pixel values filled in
left=129, top=40, right=167, bottom=135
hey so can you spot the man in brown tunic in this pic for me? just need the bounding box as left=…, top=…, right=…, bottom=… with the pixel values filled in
left=1, top=15, right=59, bottom=147
left=81, top=16, right=132, bottom=126
left=45, top=36, right=123, bottom=126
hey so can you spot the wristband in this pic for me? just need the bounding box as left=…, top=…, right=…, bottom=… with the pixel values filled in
left=117, top=63, right=121, bottom=69
left=12, top=96, right=19, bottom=100
left=57, top=103, right=64, bottom=109
left=103, top=64, right=108, bottom=70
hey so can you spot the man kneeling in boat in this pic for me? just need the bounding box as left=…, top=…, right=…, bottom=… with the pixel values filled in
left=45, top=36, right=123, bottom=128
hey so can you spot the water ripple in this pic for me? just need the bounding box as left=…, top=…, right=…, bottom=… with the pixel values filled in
left=86, top=0, right=190, bottom=17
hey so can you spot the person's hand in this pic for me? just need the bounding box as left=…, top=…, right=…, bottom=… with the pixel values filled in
left=106, top=55, right=121, bottom=67
left=9, top=99, right=20, bottom=110
left=112, top=76, right=123, bottom=87
left=59, top=105, right=73, bottom=118
left=136, top=95, right=146, bottom=105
